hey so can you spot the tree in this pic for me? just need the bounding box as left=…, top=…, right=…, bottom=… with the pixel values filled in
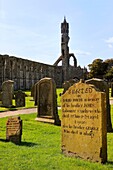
left=104, top=67, right=113, bottom=81
left=88, top=59, right=108, bottom=79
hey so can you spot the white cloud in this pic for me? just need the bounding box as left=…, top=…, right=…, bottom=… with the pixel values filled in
left=105, top=37, right=113, bottom=43
left=105, top=37, right=113, bottom=48
left=74, top=49, right=91, bottom=56
left=108, top=44, right=113, bottom=48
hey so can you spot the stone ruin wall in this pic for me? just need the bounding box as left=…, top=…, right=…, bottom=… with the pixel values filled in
left=0, top=55, right=63, bottom=90
left=0, top=54, right=85, bottom=91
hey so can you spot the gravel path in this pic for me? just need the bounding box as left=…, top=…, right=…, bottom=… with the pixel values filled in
left=0, top=108, right=37, bottom=118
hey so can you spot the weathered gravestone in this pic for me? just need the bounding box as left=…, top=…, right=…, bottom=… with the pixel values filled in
left=31, top=84, right=35, bottom=99
left=0, top=91, right=2, bottom=101
left=0, top=91, right=2, bottom=106
left=35, top=77, right=61, bottom=125
left=1, top=80, right=14, bottom=107
left=111, top=83, right=113, bottom=97
left=6, top=116, right=22, bottom=144
left=62, top=79, right=79, bottom=94
left=85, top=78, right=112, bottom=132
left=15, top=90, right=25, bottom=107
left=61, top=81, right=107, bottom=163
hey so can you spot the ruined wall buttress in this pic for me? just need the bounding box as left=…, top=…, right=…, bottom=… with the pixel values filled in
left=0, top=55, right=63, bottom=90
left=0, top=55, right=86, bottom=90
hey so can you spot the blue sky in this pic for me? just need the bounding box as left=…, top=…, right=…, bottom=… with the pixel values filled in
left=0, top=0, right=113, bottom=68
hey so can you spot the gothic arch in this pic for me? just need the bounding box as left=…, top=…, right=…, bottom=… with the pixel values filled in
left=69, top=53, right=77, bottom=67
left=53, top=55, right=63, bottom=66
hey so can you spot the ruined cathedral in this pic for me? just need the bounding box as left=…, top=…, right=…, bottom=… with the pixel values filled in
left=0, top=18, right=87, bottom=90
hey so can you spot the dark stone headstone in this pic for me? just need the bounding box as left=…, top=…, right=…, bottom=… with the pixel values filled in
left=15, top=90, right=25, bottom=107
left=35, top=77, right=61, bottom=125
left=6, top=116, right=22, bottom=144
left=111, top=83, right=113, bottom=97
left=85, top=78, right=112, bottom=132
left=31, top=84, right=35, bottom=98
left=62, top=79, right=79, bottom=94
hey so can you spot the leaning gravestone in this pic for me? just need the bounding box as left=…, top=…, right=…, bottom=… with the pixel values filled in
left=15, top=90, right=25, bottom=107
left=6, top=116, right=22, bottom=144
left=1, top=80, right=14, bottom=107
left=35, top=77, right=61, bottom=125
left=61, top=81, right=107, bottom=163
left=85, top=78, right=112, bottom=132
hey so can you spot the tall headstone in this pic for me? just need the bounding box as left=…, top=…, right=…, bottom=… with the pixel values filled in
left=35, top=77, right=61, bottom=125
left=31, top=84, right=35, bottom=98
left=111, top=83, right=113, bottom=97
left=6, top=116, right=22, bottom=144
left=2, top=80, right=14, bottom=107
left=15, top=90, right=25, bottom=107
left=85, top=78, right=112, bottom=132
left=61, top=81, right=107, bottom=163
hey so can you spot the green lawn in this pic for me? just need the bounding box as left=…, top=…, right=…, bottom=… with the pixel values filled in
left=0, top=107, right=113, bottom=170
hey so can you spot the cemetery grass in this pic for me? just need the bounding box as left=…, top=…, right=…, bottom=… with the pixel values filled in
left=0, top=109, right=113, bottom=170
left=0, top=89, right=63, bottom=112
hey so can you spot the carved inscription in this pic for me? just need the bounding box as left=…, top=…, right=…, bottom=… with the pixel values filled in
left=61, top=82, right=107, bottom=163
left=62, top=87, right=100, bottom=137
left=6, top=116, right=22, bottom=144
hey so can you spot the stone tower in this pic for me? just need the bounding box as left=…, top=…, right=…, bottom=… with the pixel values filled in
left=61, top=17, right=70, bottom=80
left=53, top=17, right=84, bottom=83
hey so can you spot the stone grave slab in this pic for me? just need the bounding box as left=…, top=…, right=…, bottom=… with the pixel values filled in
left=35, top=77, right=61, bottom=125
left=15, top=90, right=25, bottom=107
left=61, top=81, right=107, bottom=163
left=2, top=80, right=14, bottom=107
left=85, top=78, right=112, bottom=132
left=6, top=116, right=22, bottom=144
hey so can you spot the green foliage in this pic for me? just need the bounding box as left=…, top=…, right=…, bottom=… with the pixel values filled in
left=104, top=59, right=113, bottom=65
left=88, top=58, right=113, bottom=81
left=88, top=59, right=108, bottom=79
left=104, top=67, right=113, bottom=81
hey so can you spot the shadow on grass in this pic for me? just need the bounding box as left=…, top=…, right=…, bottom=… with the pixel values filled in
left=17, top=141, right=37, bottom=147
left=0, top=138, right=37, bottom=147
left=0, top=138, right=8, bottom=142
left=107, top=161, right=113, bottom=165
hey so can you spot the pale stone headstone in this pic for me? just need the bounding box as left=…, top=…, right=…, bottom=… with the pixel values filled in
left=85, top=78, right=112, bottom=132
left=15, top=90, right=25, bottom=107
left=6, top=116, right=22, bottom=144
left=61, top=81, right=107, bottom=163
left=35, top=77, right=61, bottom=125
left=2, top=80, right=14, bottom=107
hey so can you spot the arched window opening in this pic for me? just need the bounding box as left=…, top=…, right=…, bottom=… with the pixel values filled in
left=57, top=60, right=62, bottom=66
left=69, top=56, right=74, bottom=66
